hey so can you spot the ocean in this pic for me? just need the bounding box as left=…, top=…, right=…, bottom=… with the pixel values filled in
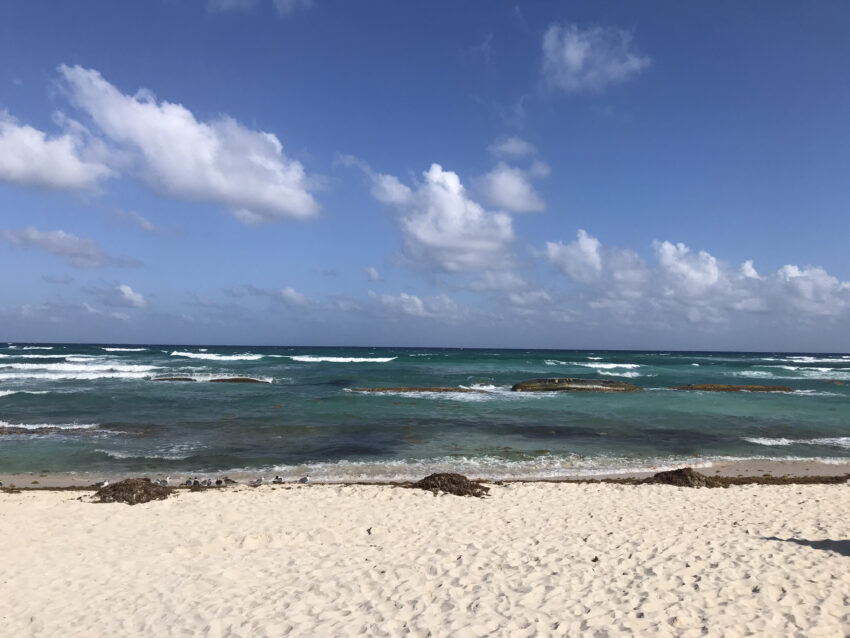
left=0, top=343, right=848, bottom=482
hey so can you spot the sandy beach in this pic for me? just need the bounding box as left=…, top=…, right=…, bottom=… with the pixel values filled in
left=2, top=480, right=850, bottom=637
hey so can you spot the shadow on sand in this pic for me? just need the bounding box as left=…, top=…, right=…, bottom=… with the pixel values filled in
left=763, top=536, right=850, bottom=558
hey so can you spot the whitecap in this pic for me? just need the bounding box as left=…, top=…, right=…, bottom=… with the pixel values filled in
left=598, top=371, right=646, bottom=378
left=0, top=363, right=160, bottom=373
left=744, top=437, right=850, bottom=449
left=0, top=390, right=50, bottom=397
left=170, top=351, right=264, bottom=361
left=94, top=448, right=193, bottom=460
left=102, top=347, right=148, bottom=352
left=0, top=420, right=98, bottom=430
left=287, top=356, right=396, bottom=363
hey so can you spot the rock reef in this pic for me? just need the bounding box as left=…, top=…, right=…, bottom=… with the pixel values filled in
left=511, top=378, right=642, bottom=392
left=673, top=384, right=792, bottom=393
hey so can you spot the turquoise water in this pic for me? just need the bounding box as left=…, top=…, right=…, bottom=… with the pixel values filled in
left=0, top=344, right=848, bottom=480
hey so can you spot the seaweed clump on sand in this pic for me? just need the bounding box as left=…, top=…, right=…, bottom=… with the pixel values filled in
left=94, top=478, right=173, bottom=505
left=642, top=467, right=720, bottom=488
left=411, top=473, right=490, bottom=497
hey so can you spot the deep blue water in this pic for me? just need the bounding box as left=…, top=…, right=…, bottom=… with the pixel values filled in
left=0, top=343, right=848, bottom=480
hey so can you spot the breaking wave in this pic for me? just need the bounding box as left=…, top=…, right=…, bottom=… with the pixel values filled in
left=170, top=351, right=264, bottom=361
left=287, top=356, right=397, bottom=363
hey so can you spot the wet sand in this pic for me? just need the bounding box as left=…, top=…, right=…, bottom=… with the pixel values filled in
left=2, top=458, right=849, bottom=489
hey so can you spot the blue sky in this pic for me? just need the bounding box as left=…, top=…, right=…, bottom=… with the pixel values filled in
left=1, top=1, right=849, bottom=350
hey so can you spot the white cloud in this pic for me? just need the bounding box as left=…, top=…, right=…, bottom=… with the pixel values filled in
left=740, top=260, right=760, bottom=280
left=0, top=110, right=112, bottom=190
left=277, top=286, right=309, bottom=306
left=207, top=0, right=312, bottom=15
left=1, top=226, right=139, bottom=268
left=365, top=266, right=380, bottom=282
left=546, top=229, right=603, bottom=283
left=354, top=161, right=515, bottom=273
left=227, top=283, right=311, bottom=307
left=59, top=65, right=319, bottom=223
left=653, top=240, right=720, bottom=296
left=545, top=230, right=850, bottom=325
left=116, top=284, right=147, bottom=308
left=489, top=136, right=536, bottom=158
left=477, top=162, right=546, bottom=213
left=541, top=23, right=651, bottom=93
left=371, top=290, right=460, bottom=319
left=508, top=290, right=552, bottom=306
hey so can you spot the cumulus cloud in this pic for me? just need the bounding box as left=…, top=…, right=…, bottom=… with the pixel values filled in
left=115, top=284, right=147, bottom=308
left=545, top=230, right=850, bottom=325
left=365, top=266, right=380, bottom=282
left=351, top=159, right=515, bottom=273
left=0, top=110, right=112, bottom=190
left=370, top=290, right=461, bottom=320
left=477, top=162, right=547, bottom=213
left=541, top=23, right=651, bottom=93
left=1, top=227, right=139, bottom=268
left=489, top=136, right=536, bottom=158
left=546, top=230, right=603, bottom=284
left=58, top=65, right=319, bottom=223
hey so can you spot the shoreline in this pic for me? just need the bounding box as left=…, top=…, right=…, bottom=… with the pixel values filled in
left=3, top=458, right=849, bottom=489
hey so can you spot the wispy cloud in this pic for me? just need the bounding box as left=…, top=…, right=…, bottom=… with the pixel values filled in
left=1, top=227, right=140, bottom=268
left=206, top=0, right=312, bottom=16
left=541, top=23, right=650, bottom=93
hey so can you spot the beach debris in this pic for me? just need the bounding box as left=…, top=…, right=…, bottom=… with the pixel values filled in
left=642, top=467, right=718, bottom=488
left=511, top=378, right=641, bottom=392
left=93, top=478, right=173, bottom=505
left=411, top=473, right=490, bottom=498
left=298, top=476, right=309, bottom=484
left=672, top=384, right=793, bottom=393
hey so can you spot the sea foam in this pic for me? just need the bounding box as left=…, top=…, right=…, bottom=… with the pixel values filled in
left=170, top=351, right=264, bottom=361
left=287, top=356, right=397, bottom=363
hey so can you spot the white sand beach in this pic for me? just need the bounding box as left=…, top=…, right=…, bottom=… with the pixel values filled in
left=2, top=482, right=850, bottom=637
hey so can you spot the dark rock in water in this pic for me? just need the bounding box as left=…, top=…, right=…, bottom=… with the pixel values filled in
left=153, top=377, right=197, bottom=382
left=93, top=478, right=173, bottom=505
left=642, top=467, right=719, bottom=488
left=411, top=473, right=490, bottom=497
left=208, top=377, right=270, bottom=384
left=673, top=384, right=792, bottom=393
left=511, top=378, right=641, bottom=393
left=351, top=386, right=478, bottom=393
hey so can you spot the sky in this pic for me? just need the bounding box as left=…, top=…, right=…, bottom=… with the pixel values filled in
left=1, top=0, right=849, bottom=350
